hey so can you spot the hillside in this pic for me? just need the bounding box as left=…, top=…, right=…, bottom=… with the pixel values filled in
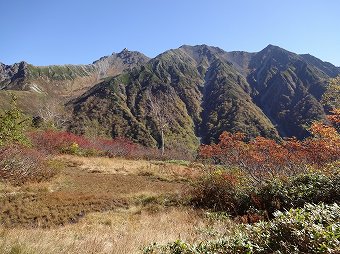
left=0, top=49, right=149, bottom=114
left=247, top=45, right=332, bottom=138
left=68, top=45, right=339, bottom=150
left=1, top=44, right=339, bottom=148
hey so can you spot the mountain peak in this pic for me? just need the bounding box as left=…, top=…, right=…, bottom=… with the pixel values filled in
left=262, top=44, right=288, bottom=53
left=117, top=48, right=129, bottom=55
left=266, top=44, right=280, bottom=48
left=249, top=44, right=299, bottom=69
left=178, top=44, right=227, bottom=65
left=117, top=48, right=132, bottom=57
left=18, top=61, right=28, bottom=68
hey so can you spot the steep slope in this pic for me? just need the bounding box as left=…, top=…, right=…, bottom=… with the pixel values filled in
left=2, top=44, right=339, bottom=148
left=0, top=61, right=29, bottom=90
left=248, top=45, right=335, bottom=138
left=0, top=50, right=149, bottom=114
left=69, top=49, right=204, bottom=149
left=300, top=54, right=340, bottom=77
left=200, top=59, right=278, bottom=143
left=68, top=45, right=279, bottom=149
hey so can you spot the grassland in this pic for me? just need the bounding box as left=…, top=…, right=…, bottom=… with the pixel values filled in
left=0, top=153, right=339, bottom=253
left=0, top=155, right=209, bottom=253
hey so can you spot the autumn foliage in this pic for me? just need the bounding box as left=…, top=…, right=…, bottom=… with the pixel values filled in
left=29, top=130, right=138, bottom=157
left=199, top=115, right=340, bottom=182
left=28, top=130, right=190, bottom=160
left=192, top=112, right=340, bottom=219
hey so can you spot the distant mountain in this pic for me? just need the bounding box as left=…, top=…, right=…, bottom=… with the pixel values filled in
left=246, top=45, right=333, bottom=138
left=67, top=44, right=339, bottom=150
left=0, top=49, right=149, bottom=113
left=1, top=45, right=339, bottom=150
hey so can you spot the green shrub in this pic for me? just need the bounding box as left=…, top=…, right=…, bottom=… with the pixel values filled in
left=252, top=172, right=340, bottom=216
left=0, top=94, right=30, bottom=147
left=144, top=203, right=340, bottom=254
left=190, top=168, right=340, bottom=218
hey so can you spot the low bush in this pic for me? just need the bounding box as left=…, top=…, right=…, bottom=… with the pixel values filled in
left=144, top=203, right=340, bottom=253
left=190, top=169, right=249, bottom=216
left=29, top=130, right=136, bottom=156
left=29, top=130, right=95, bottom=155
left=190, top=168, right=340, bottom=219
left=253, top=172, right=340, bottom=215
left=0, top=145, right=57, bottom=185
left=29, top=130, right=195, bottom=161
left=96, top=137, right=138, bottom=158
left=199, top=120, right=340, bottom=184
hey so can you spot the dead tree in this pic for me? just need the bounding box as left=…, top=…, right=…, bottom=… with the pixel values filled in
left=37, top=98, right=70, bottom=129
left=146, top=90, right=172, bottom=156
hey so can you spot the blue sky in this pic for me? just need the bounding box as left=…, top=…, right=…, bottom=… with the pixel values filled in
left=1, top=0, right=339, bottom=66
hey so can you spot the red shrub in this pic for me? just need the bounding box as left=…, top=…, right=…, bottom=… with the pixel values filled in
left=29, top=130, right=194, bottom=160
left=29, top=130, right=93, bottom=154
left=29, top=130, right=142, bottom=158
left=94, top=137, right=138, bottom=157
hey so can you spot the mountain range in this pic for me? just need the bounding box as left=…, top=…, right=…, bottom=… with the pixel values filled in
left=1, top=44, right=339, bottom=151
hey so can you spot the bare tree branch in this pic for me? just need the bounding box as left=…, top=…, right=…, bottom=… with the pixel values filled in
left=36, top=98, right=70, bottom=129
left=146, top=88, right=174, bottom=156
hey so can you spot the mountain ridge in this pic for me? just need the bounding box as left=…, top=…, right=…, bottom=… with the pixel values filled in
left=67, top=44, right=339, bottom=151
left=0, top=49, right=149, bottom=96
left=1, top=44, right=339, bottom=151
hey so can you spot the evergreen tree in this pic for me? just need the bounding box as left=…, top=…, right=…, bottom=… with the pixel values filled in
left=0, top=94, right=30, bottom=146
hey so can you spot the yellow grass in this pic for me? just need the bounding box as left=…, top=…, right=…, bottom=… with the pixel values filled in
left=0, top=207, right=208, bottom=254
left=57, top=155, right=201, bottom=181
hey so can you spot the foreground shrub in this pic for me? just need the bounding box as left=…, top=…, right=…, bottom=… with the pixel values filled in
left=144, top=203, right=340, bottom=254
left=190, top=169, right=340, bottom=218
left=190, top=169, right=250, bottom=216
left=253, top=172, right=340, bottom=215
left=0, top=145, right=56, bottom=185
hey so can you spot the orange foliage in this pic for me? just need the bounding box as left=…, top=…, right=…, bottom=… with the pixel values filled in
left=304, top=121, right=339, bottom=166
left=328, top=109, right=340, bottom=124
left=327, top=109, right=340, bottom=134
left=199, top=114, right=340, bottom=181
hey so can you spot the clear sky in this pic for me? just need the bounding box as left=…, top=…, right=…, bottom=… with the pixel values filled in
left=1, top=0, right=339, bottom=66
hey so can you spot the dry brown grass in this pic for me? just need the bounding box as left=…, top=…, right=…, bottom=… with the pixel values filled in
left=0, top=155, right=212, bottom=253
left=58, top=155, right=201, bottom=181
left=0, top=207, right=211, bottom=254
left=0, top=155, right=200, bottom=228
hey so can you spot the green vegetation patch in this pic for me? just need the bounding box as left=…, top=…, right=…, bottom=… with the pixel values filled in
left=144, top=203, right=340, bottom=254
